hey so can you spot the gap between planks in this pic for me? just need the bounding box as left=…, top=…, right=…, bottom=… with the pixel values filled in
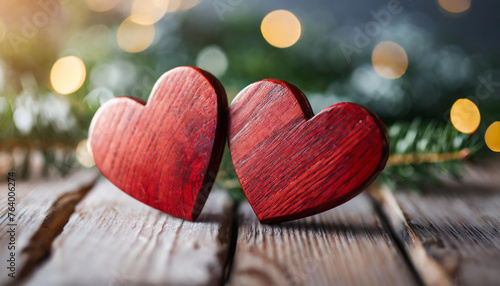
left=25, top=179, right=235, bottom=286
left=18, top=177, right=98, bottom=282
left=0, top=169, right=100, bottom=285
left=369, top=186, right=452, bottom=286
left=370, top=158, right=500, bottom=286
left=370, top=182, right=500, bottom=286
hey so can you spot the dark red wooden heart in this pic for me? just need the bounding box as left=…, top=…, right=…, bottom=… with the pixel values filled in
left=229, top=80, right=389, bottom=223
left=88, top=66, right=227, bottom=221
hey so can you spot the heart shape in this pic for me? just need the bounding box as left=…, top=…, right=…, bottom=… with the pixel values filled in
left=229, top=80, right=389, bottom=223
left=88, top=67, right=227, bottom=221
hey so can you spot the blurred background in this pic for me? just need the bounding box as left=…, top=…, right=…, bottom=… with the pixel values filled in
left=0, top=0, right=498, bottom=192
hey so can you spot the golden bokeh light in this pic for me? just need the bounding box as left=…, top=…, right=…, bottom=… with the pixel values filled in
left=77, top=139, right=95, bottom=168
left=438, top=0, right=471, bottom=14
left=85, top=0, right=119, bottom=12
left=485, top=122, right=500, bottom=152
left=372, top=41, right=408, bottom=79
left=130, top=0, right=168, bottom=25
left=117, top=18, right=155, bottom=53
left=166, top=0, right=182, bottom=12
left=50, top=56, right=87, bottom=95
left=450, top=98, right=481, bottom=134
left=261, top=10, right=301, bottom=48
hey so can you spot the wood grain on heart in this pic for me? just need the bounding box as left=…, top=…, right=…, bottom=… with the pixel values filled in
left=88, top=66, right=227, bottom=221
left=229, top=80, right=389, bottom=223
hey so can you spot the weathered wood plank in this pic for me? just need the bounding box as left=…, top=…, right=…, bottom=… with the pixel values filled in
left=370, top=187, right=452, bottom=286
left=372, top=158, right=500, bottom=286
left=26, top=179, right=234, bottom=286
left=372, top=183, right=500, bottom=286
left=0, top=169, right=99, bottom=284
left=228, top=192, right=418, bottom=286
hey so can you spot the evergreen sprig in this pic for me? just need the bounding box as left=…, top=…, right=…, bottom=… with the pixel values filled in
left=378, top=119, right=482, bottom=191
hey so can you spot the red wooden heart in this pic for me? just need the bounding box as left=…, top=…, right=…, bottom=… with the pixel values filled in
left=229, top=80, right=389, bottom=223
left=88, top=67, right=227, bottom=221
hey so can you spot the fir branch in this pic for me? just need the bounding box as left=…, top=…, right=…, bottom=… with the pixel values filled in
left=386, top=148, right=471, bottom=167
left=0, top=140, right=78, bottom=151
left=379, top=119, right=483, bottom=191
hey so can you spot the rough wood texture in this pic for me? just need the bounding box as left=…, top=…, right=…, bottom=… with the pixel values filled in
left=26, top=179, right=234, bottom=286
left=370, top=187, right=453, bottom=286
left=228, top=193, right=418, bottom=286
left=89, top=66, right=228, bottom=221
left=0, top=170, right=99, bottom=284
left=376, top=186, right=500, bottom=286
left=372, top=159, right=500, bottom=286
left=229, top=80, right=389, bottom=223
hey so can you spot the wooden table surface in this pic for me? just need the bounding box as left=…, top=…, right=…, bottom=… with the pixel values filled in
left=1, top=160, right=499, bottom=286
